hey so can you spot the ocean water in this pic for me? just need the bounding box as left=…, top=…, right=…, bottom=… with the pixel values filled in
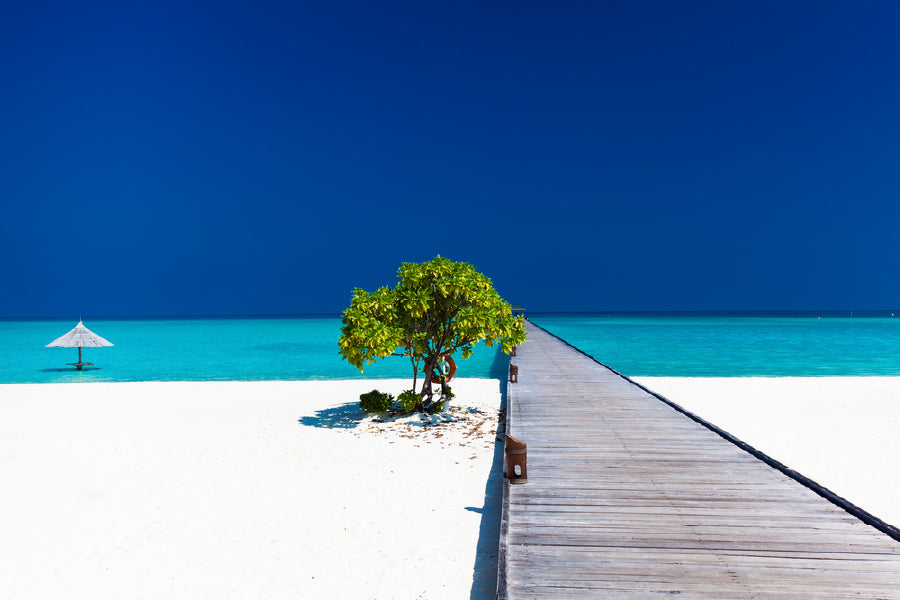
left=0, top=316, right=511, bottom=384
left=532, top=312, right=900, bottom=377
left=4, top=312, right=900, bottom=384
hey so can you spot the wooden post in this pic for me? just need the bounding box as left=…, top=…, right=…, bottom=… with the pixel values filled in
left=509, top=364, right=518, bottom=383
left=77, top=347, right=83, bottom=370
left=505, top=434, right=527, bottom=484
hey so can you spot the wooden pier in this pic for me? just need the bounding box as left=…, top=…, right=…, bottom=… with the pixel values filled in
left=498, top=322, right=900, bottom=599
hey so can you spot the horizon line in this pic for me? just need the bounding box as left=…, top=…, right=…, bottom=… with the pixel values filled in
left=1, top=309, right=898, bottom=321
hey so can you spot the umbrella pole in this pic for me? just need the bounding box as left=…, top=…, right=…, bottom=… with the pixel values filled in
left=77, top=346, right=83, bottom=370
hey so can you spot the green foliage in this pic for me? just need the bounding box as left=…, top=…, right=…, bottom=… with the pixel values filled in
left=359, top=389, right=394, bottom=413
left=394, top=256, right=526, bottom=360
left=339, top=256, right=527, bottom=409
left=397, top=389, right=420, bottom=412
left=338, top=287, right=404, bottom=372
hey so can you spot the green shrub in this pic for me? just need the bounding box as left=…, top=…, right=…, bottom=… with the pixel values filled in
left=359, top=389, right=394, bottom=413
left=398, top=389, right=420, bottom=412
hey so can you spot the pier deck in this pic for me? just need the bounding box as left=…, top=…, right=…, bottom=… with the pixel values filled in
left=498, top=322, right=900, bottom=599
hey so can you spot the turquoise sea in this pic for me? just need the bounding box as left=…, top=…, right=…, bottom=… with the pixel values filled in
left=0, top=316, right=511, bottom=384
left=533, top=312, right=900, bottom=377
left=2, top=312, right=899, bottom=384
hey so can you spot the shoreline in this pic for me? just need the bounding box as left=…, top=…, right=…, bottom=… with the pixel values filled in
left=9, top=372, right=900, bottom=385
left=0, top=378, right=505, bottom=599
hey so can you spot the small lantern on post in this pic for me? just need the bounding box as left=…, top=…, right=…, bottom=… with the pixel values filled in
left=505, top=434, right=528, bottom=484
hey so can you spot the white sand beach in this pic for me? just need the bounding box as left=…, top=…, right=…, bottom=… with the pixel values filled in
left=5, top=376, right=900, bottom=599
left=635, top=377, right=900, bottom=529
left=0, top=379, right=504, bottom=600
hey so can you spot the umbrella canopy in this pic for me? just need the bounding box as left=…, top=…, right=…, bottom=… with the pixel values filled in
left=46, top=321, right=113, bottom=370
left=46, top=321, right=114, bottom=348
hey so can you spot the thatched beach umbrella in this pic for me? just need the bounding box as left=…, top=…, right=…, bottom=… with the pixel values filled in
left=46, top=321, right=113, bottom=370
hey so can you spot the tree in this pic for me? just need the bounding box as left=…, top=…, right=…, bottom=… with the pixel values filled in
left=338, top=256, right=526, bottom=411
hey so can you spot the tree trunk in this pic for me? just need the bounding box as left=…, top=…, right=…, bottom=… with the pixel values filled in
left=419, top=353, right=441, bottom=410
left=420, top=377, right=433, bottom=408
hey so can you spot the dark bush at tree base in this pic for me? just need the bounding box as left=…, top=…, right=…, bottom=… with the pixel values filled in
left=397, top=390, right=420, bottom=412
left=359, top=389, right=394, bottom=413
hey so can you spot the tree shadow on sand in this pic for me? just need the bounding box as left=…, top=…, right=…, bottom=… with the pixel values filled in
left=297, top=402, right=367, bottom=429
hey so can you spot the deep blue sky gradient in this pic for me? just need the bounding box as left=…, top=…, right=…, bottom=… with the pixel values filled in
left=3, top=1, right=900, bottom=317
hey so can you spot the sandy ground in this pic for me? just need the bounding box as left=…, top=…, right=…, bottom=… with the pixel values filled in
left=634, top=376, right=900, bottom=529
left=0, top=379, right=504, bottom=600
left=6, top=376, right=899, bottom=599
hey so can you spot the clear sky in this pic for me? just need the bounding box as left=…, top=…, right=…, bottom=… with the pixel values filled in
left=3, top=1, right=899, bottom=317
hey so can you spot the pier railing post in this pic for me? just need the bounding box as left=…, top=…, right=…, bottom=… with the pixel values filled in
left=505, top=435, right=527, bottom=484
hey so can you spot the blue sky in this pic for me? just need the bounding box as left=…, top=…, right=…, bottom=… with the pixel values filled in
left=2, top=1, right=899, bottom=317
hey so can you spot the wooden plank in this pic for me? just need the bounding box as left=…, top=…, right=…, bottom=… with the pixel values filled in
left=498, top=321, right=900, bottom=599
